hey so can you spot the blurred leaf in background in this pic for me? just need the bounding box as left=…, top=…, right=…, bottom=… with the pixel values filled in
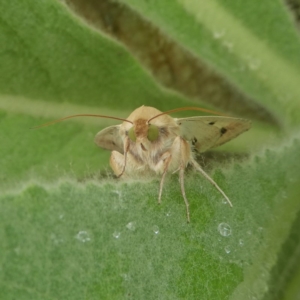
left=1, top=0, right=300, bottom=299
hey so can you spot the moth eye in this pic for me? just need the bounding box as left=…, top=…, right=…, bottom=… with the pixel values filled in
left=128, top=127, right=136, bottom=142
left=147, top=124, right=159, bottom=141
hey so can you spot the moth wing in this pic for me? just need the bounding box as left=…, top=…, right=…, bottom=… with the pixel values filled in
left=176, top=116, right=251, bottom=153
left=94, top=125, right=123, bottom=153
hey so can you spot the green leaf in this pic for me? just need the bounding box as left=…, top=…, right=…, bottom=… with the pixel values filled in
left=119, top=0, right=300, bottom=124
left=1, top=137, right=300, bottom=299
left=0, top=0, right=190, bottom=111
left=1, top=0, right=300, bottom=299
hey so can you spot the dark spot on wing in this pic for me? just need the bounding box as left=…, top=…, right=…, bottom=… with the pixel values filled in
left=220, top=127, right=227, bottom=135
left=209, top=121, right=215, bottom=125
left=192, top=137, right=197, bottom=146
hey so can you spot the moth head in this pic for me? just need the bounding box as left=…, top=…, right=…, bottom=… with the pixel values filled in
left=127, top=119, right=160, bottom=152
left=128, top=123, right=159, bottom=142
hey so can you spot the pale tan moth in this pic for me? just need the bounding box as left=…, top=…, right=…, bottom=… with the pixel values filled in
left=35, top=106, right=251, bottom=222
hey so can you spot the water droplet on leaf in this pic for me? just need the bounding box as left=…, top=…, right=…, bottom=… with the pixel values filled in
left=218, top=223, right=232, bottom=237
left=222, top=198, right=228, bottom=204
left=126, top=222, right=136, bottom=231
left=225, top=245, right=231, bottom=254
left=152, top=225, right=159, bottom=234
left=75, top=231, right=91, bottom=243
left=113, top=231, right=121, bottom=239
left=213, top=29, right=226, bottom=39
left=248, top=58, right=261, bottom=70
left=223, top=41, right=233, bottom=51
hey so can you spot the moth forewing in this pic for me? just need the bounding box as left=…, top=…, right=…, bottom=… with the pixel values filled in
left=94, top=125, right=123, bottom=152
left=202, top=117, right=251, bottom=149
left=176, top=116, right=251, bottom=153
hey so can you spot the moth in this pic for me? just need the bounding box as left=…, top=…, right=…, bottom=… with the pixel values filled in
left=35, top=106, right=251, bottom=222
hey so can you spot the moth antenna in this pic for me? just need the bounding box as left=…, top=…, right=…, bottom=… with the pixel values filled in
left=31, top=114, right=133, bottom=129
left=148, top=107, right=228, bottom=123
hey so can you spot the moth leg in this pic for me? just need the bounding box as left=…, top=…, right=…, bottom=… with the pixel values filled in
left=116, top=137, right=130, bottom=178
left=191, top=159, right=233, bottom=207
left=158, top=152, right=172, bottom=204
left=179, top=164, right=190, bottom=223
left=110, top=151, right=125, bottom=176
left=156, top=137, right=191, bottom=221
left=177, top=138, right=191, bottom=223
